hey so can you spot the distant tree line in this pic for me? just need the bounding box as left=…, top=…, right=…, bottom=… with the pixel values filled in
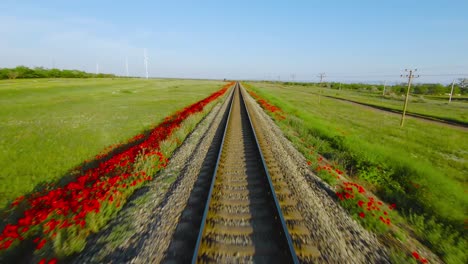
left=0, top=66, right=117, bottom=80
left=279, top=79, right=468, bottom=95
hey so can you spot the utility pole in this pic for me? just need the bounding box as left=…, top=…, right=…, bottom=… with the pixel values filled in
left=382, top=80, right=387, bottom=95
left=400, top=69, right=419, bottom=127
left=96, top=63, right=99, bottom=75
left=339, top=82, right=342, bottom=90
left=318, top=72, right=326, bottom=84
left=143, top=48, right=149, bottom=79
left=449, top=80, right=455, bottom=103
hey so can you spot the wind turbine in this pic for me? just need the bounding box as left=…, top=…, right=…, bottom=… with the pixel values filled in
left=144, top=49, right=149, bottom=79
left=125, top=57, right=129, bottom=77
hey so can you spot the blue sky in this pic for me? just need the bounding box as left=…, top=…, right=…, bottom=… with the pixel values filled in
left=1, top=0, right=467, bottom=83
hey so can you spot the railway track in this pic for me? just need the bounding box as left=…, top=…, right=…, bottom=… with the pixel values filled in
left=191, top=83, right=298, bottom=263
left=163, top=83, right=319, bottom=263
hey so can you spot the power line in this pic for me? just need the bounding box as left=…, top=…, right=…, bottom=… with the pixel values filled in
left=418, top=73, right=468, bottom=77
left=326, top=74, right=396, bottom=78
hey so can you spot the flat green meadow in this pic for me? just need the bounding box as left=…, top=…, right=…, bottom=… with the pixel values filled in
left=331, top=88, right=467, bottom=124
left=283, top=84, right=468, bottom=124
left=0, top=78, right=223, bottom=207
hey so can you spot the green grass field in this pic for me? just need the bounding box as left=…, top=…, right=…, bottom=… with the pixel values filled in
left=268, top=82, right=468, bottom=124
left=0, top=78, right=224, bottom=207
left=246, top=82, right=467, bottom=263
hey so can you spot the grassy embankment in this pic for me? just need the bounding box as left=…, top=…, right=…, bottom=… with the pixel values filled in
left=245, top=82, right=467, bottom=264
left=0, top=78, right=224, bottom=208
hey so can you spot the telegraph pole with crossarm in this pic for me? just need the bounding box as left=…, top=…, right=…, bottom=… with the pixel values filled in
left=400, top=69, right=419, bottom=127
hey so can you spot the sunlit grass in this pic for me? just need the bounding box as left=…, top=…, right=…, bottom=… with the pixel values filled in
left=246, top=82, right=467, bottom=263
left=0, top=78, right=224, bottom=207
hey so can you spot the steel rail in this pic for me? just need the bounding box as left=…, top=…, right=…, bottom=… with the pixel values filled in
left=191, top=82, right=299, bottom=263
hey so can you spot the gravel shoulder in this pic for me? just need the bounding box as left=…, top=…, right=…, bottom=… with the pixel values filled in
left=72, top=89, right=233, bottom=264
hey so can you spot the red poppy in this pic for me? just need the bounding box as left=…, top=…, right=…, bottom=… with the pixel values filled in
left=359, top=212, right=365, bottom=218
left=36, top=239, right=46, bottom=250
left=412, top=251, right=420, bottom=260
left=336, top=192, right=344, bottom=201
left=0, top=239, right=13, bottom=250
left=357, top=186, right=365, bottom=193
left=11, top=196, right=25, bottom=207
left=3, top=224, right=19, bottom=239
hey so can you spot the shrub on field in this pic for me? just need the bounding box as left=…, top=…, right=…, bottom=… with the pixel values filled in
left=413, top=96, right=426, bottom=103
left=384, top=93, right=406, bottom=101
